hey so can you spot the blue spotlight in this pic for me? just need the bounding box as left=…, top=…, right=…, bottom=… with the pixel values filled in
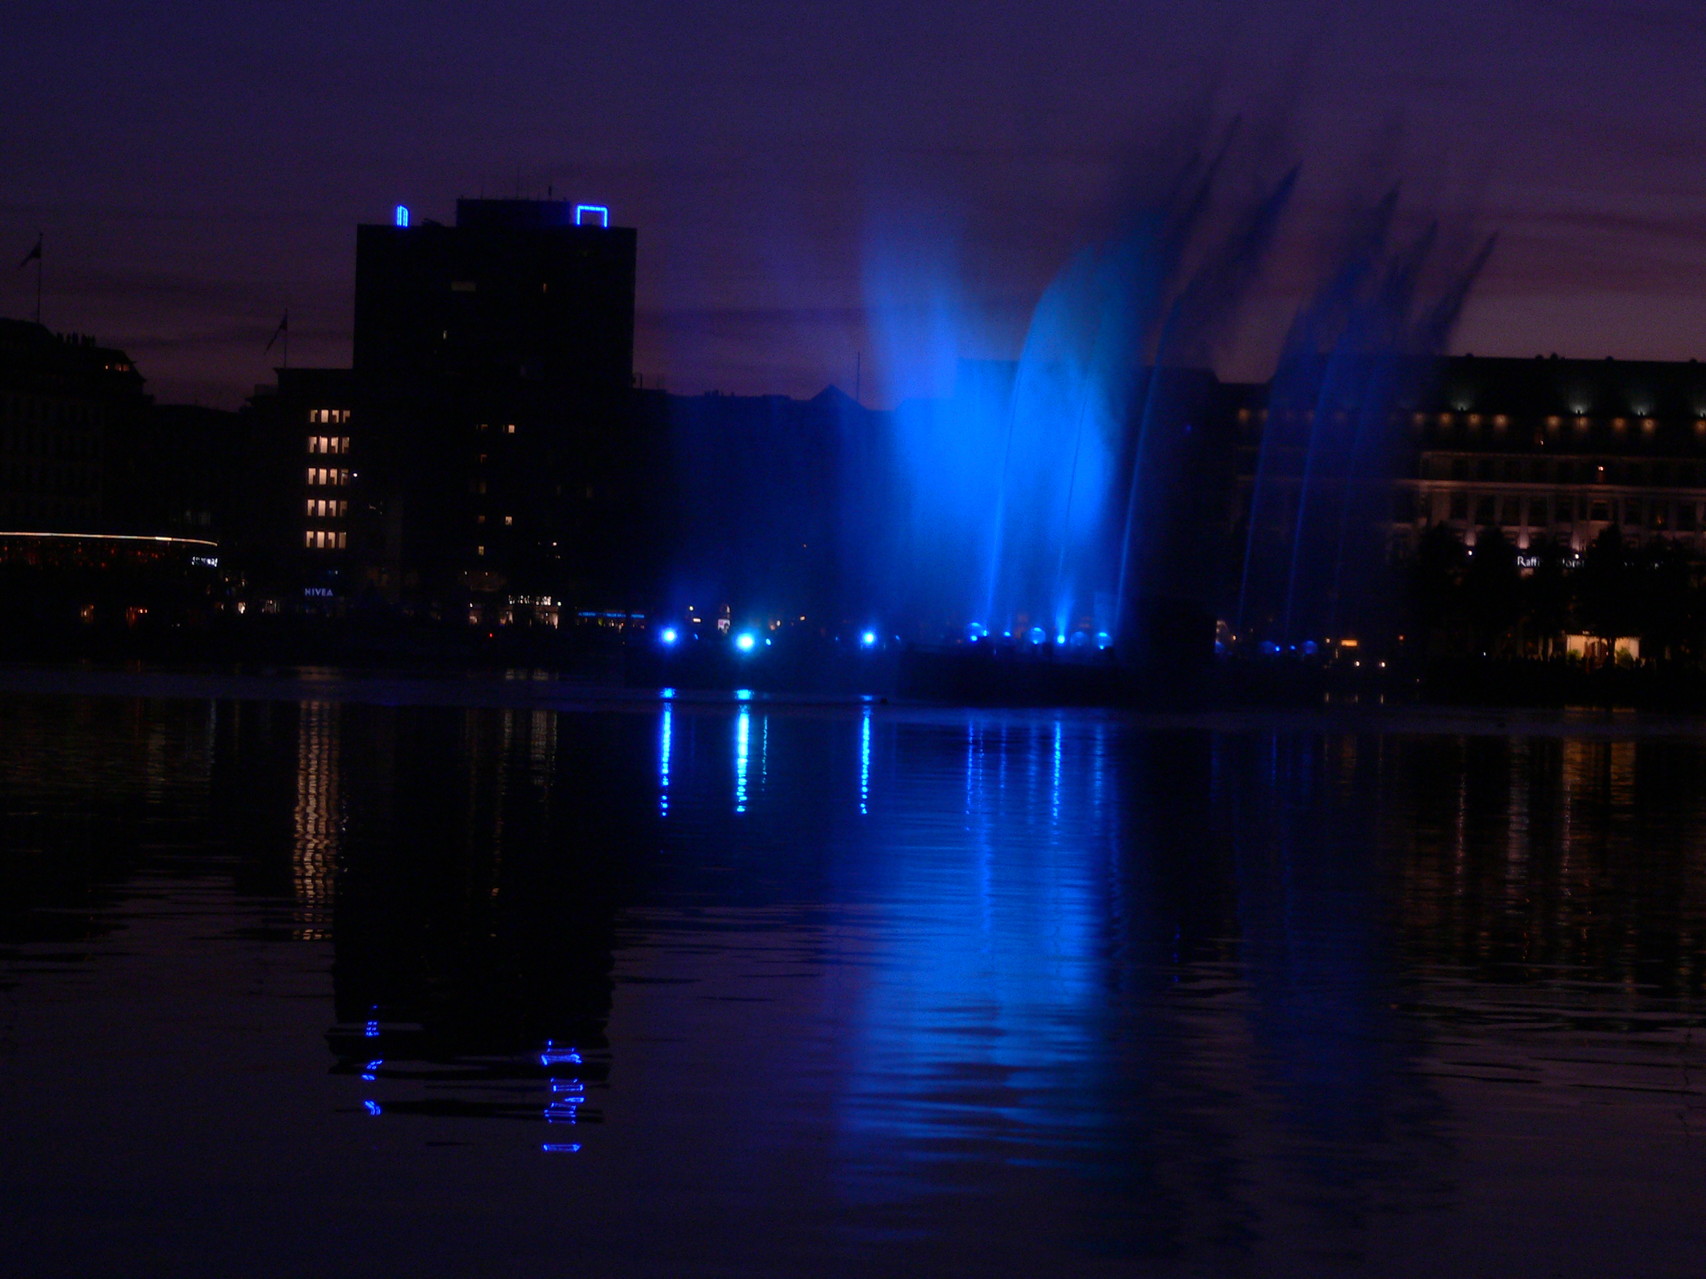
left=1027, top=626, right=1046, bottom=646
left=1094, top=631, right=1112, bottom=650
left=1056, top=633, right=1067, bottom=645
left=735, top=632, right=756, bottom=653
left=660, top=627, right=679, bottom=645
left=965, top=622, right=987, bottom=642
left=861, top=630, right=877, bottom=648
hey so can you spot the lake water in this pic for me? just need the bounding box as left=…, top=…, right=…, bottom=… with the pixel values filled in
left=3, top=674, right=1706, bottom=1276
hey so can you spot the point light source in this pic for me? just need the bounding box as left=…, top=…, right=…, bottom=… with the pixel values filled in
left=735, top=631, right=756, bottom=653
left=660, top=627, right=678, bottom=645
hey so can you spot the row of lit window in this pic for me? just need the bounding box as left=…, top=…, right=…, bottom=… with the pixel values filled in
left=307, top=435, right=350, bottom=455
left=1435, top=492, right=1706, bottom=531
left=304, top=530, right=347, bottom=549
left=307, top=467, right=349, bottom=487
left=1434, top=457, right=1706, bottom=486
left=473, top=513, right=514, bottom=525
left=306, top=498, right=347, bottom=518
left=309, top=408, right=350, bottom=425
left=1238, top=406, right=1706, bottom=433
left=475, top=423, right=518, bottom=434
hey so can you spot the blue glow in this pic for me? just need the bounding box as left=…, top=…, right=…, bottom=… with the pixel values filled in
left=965, top=622, right=988, bottom=641
left=861, top=630, right=878, bottom=647
left=540, top=1043, right=583, bottom=1066
left=364, top=1100, right=382, bottom=1116
left=542, top=1143, right=582, bottom=1154
left=362, top=1059, right=382, bottom=1081
left=574, top=204, right=610, bottom=228
left=734, top=688, right=754, bottom=702
left=660, top=686, right=676, bottom=699
left=1095, top=631, right=1112, bottom=650
left=1056, top=633, right=1067, bottom=645
left=735, top=631, right=756, bottom=652
left=1027, top=626, right=1046, bottom=645
left=394, top=204, right=409, bottom=228
left=660, top=627, right=678, bottom=645
left=1302, top=639, right=1318, bottom=655
left=365, top=1017, right=379, bottom=1038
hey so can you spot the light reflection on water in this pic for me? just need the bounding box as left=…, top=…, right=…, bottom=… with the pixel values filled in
left=3, top=689, right=1706, bottom=1275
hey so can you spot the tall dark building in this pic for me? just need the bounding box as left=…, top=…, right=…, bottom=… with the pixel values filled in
left=352, top=199, right=642, bottom=619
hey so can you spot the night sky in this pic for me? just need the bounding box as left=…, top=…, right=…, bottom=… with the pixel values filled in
left=6, top=0, right=1706, bottom=408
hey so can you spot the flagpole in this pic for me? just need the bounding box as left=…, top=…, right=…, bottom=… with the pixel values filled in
left=33, top=234, right=42, bottom=325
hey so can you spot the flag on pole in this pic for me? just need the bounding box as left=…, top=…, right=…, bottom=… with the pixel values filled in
left=264, top=310, right=288, bottom=352
left=17, top=235, right=41, bottom=269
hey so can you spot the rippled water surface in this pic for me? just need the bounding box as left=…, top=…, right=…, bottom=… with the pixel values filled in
left=4, top=679, right=1706, bottom=1276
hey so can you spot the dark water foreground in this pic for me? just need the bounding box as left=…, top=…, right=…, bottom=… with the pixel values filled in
left=3, top=674, right=1706, bottom=1277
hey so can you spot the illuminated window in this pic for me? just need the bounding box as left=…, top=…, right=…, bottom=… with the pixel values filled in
left=505, top=423, right=515, bottom=435
left=503, top=514, right=513, bottom=526
left=476, top=545, right=486, bottom=557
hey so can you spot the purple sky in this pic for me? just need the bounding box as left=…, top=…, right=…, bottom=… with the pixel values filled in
left=6, top=0, right=1706, bottom=408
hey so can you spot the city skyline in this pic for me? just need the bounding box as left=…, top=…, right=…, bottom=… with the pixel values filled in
left=7, top=0, right=1706, bottom=410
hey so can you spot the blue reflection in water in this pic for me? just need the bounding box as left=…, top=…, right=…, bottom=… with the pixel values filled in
left=363, top=1100, right=382, bottom=1117
left=659, top=704, right=672, bottom=816
left=734, top=707, right=750, bottom=814
left=859, top=706, right=872, bottom=815
left=841, top=719, right=1106, bottom=1180
left=361, top=1059, right=382, bottom=1082
left=1050, top=717, right=1062, bottom=825
left=542, top=1040, right=586, bottom=1140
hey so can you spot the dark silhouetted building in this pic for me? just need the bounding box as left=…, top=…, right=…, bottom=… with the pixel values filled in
left=0, top=318, right=147, bottom=531
left=352, top=199, right=642, bottom=620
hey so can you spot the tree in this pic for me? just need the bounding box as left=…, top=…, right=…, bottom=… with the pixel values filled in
left=1462, top=525, right=1521, bottom=656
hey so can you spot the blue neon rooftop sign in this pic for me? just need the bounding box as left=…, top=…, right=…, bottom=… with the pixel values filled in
left=394, top=204, right=410, bottom=228
left=574, top=204, right=609, bottom=228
